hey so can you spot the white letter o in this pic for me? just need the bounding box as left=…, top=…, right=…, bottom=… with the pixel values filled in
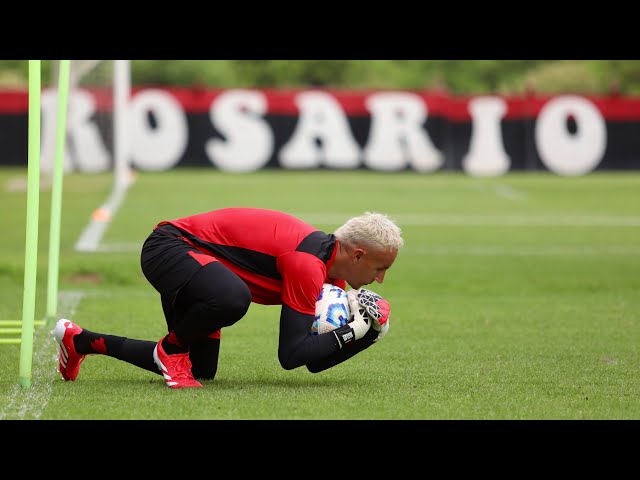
left=535, top=95, right=606, bottom=176
left=129, top=89, right=188, bottom=171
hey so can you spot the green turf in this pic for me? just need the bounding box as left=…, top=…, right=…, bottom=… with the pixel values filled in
left=0, top=167, right=638, bottom=419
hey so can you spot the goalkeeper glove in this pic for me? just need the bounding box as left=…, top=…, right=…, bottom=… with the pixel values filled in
left=332, top=289, right=372, bottom=348
left=355, top=288, right=390, bottom=343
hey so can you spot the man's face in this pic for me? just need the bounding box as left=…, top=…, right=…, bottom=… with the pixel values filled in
left=345, top=246, right=398, bottom=290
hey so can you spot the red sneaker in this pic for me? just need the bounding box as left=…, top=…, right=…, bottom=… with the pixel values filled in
left=153, top=339, right=203, bottom=389
left=52, top=319, right=86, bottom=381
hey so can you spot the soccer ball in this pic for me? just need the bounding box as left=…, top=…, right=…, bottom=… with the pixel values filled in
left=311, top=284, right=351, bottom=335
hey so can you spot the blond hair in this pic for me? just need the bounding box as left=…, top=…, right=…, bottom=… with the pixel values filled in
left=333, top=212, right=404, bottom=250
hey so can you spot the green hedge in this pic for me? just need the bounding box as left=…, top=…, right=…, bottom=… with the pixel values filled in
left=1, top=60, right=639, bottom=95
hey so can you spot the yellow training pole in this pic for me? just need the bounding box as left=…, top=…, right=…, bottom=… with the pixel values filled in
left=19, top=60, right=42, bottom=388
left=46, top=60, right=71, bottom=325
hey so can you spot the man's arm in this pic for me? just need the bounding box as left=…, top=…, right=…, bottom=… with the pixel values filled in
left=305, top=327, right=378, bottom=373
left=277, top=303, right=376, bottom=372
left=306, top=287, right=390, bottom=372
left=277, top=304, right=341, bottom=370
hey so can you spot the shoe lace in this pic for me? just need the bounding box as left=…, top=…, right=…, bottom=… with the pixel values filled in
left=170, top=352, right=196, bottom=380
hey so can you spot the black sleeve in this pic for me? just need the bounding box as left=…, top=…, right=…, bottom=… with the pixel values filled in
left=277, top=303, right=342, bottom=370
left=306, top=327, right=378, bottom=373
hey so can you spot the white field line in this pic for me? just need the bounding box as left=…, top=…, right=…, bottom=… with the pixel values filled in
left=492, top=184, right=527, bottom=200
left=94, top=242, right=640, bottom=256
left=469, top=181, right=528, bottom=201
left=0, top=291, right=85, bottom=420
left=295, top=213, right=640, bottom=227
left=408, top=245, right=640, bottom=256
left=74, top=176, right=136, bottom=252
left=89, top=213, right=640, bottom=254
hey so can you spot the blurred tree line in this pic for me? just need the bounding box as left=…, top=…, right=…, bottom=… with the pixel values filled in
left=0, top=60, right=638, bottom=95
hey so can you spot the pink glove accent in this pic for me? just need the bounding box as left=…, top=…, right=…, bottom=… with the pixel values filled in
left=356, top=288, right=390, bottom=327
left=375, top=298, right=390, bottom=326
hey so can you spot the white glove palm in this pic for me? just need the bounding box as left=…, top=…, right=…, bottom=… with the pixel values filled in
left=346, top=289, right=372, bottom=341
left=354, top=288, right=391, bottom=342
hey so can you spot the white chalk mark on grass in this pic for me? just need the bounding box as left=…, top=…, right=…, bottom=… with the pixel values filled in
left=74, top=174, right=136, bottom=252
left=493, top=183, right=527, bottom=200
left=408, top=245, right=640, bottom=256
left=294, top=213, right=640, bottom=227
left=0, top=291, right=84, bottom=420
left=84, top=214, right=640, bottom=254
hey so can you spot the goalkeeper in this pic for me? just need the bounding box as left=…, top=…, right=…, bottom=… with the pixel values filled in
left=53, top=208, right=403, bottom=389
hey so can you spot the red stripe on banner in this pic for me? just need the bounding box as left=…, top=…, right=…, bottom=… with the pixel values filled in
left=132, top=86, right=223, bottom=113
left=0, top=90, right=28, bottom=113
left=3, top=87, right=640, bottom=120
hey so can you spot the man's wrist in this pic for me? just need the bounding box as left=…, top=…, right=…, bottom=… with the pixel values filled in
left=333, top=324, right=355, bottom=348
left=362, top=326, right=378, bottom=343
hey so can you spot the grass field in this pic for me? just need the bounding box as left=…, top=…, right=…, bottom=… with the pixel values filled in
left=0, top=166, right=638, bottom=420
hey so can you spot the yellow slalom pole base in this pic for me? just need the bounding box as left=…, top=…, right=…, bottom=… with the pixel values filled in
left=0, top=320, right=47, bottom=345
left=0, top=320, right=46, bottom=327
left=0, top=320, right=45, bottom=331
